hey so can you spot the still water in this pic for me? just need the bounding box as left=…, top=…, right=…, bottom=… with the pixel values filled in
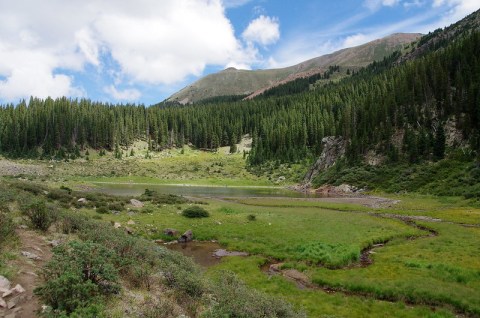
left=92, top=182, right=316, bottom=198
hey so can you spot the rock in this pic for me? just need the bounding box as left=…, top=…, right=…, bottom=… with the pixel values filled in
left=154, top=239, right=164, bottom=244
left=21, top=251, right=41, bottom=260
left=126, top=220, right=135, bottom=225
left=213, top=249, right=248, bottom=257
left=18, top=225, right=28, bottom=230
left=177, top=230, right=193, bottom=243
left=49, top=240, right=61, bottom=247
left=302, top=136, right=347, bottom=186
left=0, top=297, right=6, bottom=308
left=7, top=295, right=21, bottom=309
left=163, top=228, right=178, bottom=237
left=130, top=199, right=144, bottom=208
left=2, top=290, right=12, bottom=298
left=5, top=313, right=16, bottom=318
left=0, top=276, right=11, bottom=290
left=125, top=227, right=134, bottom=235
left=113, top=222, right=121, bottom=229
left=77, top=198, right=87, bottom=203
left=12, top=285, right=25, bottom=294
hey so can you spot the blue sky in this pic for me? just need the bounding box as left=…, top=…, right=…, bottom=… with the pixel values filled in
left=0, top=0, right=478, bottom=105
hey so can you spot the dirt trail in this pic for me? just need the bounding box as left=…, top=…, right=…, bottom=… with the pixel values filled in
left=1, top=230, right=52, bottom=318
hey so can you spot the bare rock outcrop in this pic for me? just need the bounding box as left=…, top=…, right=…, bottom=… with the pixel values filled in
left=301, top=136, right=346, bottom=187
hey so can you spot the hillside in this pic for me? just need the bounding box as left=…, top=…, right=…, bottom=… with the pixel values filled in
left=167, top=33, right=421, bottom=104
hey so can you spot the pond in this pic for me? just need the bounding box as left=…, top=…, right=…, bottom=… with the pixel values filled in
left=162, top=241, right=249, bottom=267
left=91, top=182, right=317, bottom=198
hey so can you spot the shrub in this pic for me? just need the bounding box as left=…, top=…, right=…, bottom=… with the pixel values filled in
left=21, top=200, right=56, bottom=232
left=35, top=241, right=119, bottom=314
left=96, top=206, right=109, bottom=214
left=182, top=206, right=209, bottom=218
left=204, top=271, right=305, bottom=318
left=247, top=214, right=256, bottom=221
left=0, top=212, right=15, bottom=248
left=60, top=213, right=89, bottom=234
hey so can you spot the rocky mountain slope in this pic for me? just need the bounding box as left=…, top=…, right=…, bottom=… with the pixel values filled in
left=167, top=33, right=421, bottom=104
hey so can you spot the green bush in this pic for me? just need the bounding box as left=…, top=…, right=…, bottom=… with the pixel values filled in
left=204, top=271, right=305, bottom=318
left=96, top=206, right=109, bottom=214
left=182, top=206, right=209, bottom=218
left=247, top=214, right=256, bottom=221
left=21, top=200, right=56, bottom=232
left=35, top=241, right=119, bottom=314
left=0, top=212, right=15, bottom=248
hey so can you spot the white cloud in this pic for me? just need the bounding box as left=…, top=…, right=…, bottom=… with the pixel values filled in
left=404, top=0, right=425, bottom=9
left=364, top=0, right=401, bottom=11
left=104, top=85, right=141, bottom=101
left=222, top=0, right=253, bottom=8
left=242, top=15, right=280, bottom=46
left=431, top=0, right=479, bottom=22
left=0, top=0, right=258, bottom=102
left=342, top=33, right=375, bottom=48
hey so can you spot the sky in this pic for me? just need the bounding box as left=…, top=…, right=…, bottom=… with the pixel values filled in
left=0, top=0, right=478, bottom=105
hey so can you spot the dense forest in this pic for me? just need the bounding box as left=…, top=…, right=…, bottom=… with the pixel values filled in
left=0, top=28, right=479, bottom=167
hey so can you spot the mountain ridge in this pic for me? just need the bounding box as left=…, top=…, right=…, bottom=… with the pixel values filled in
left=167, top=33, right=421, bottom=104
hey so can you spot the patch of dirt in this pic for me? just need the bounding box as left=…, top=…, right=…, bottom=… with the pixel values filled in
left=1, top=229, right=52, bottom=318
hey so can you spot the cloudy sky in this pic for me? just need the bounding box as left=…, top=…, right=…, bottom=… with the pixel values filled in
left=0, top=0, right=478, bottom=105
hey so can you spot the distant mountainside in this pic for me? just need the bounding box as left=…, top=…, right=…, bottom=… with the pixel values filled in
left=166, top=33, right=421, bottom=104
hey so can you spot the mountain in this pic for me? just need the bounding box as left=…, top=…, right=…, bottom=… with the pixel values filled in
left=166, top=33, right=421, bottom=104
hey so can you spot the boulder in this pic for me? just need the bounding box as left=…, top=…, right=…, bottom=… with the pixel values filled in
left=77, top=198, right=87, bottom=203
left=126, top=220, right=135, bottom=225
left=0, top=276, right=10, bottom=290
left=130, top=199, right=144, bottom=208
left=177, top=230, right=193, bottom=243
left=0, top=296, right=6, bottom=308
left=12, top=285, right=25, bottom=294
left=163, top=228, right=178, bottom=237
left=113, top=222, right=121, bottom=229
left=125, top=227, right=134, bottom=235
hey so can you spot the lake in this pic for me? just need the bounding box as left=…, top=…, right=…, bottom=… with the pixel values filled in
left=91, top=182, right=317, bottom=198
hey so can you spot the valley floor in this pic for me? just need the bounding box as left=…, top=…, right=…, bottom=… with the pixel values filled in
left=1, top=150, right=479, bottom=317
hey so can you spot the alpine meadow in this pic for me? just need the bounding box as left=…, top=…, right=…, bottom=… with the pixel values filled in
left=0, top=2, right=479, bottom=318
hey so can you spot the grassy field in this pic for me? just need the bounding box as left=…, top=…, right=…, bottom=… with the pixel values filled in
left=13, top=144, right=307, bottom=187
left=1, top=150, right=480, bottom=317
left=72, top=190, right=479, bottom=317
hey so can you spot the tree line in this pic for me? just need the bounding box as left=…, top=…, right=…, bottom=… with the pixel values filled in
left=0, top=31, right=479, bottom=166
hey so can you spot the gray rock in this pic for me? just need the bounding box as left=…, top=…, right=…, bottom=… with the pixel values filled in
left=213, top=249, right=248, bottom=257
left=77, top=198, right=87, bottom=203
left=2, top=290, right=12, bottom=298
left=0, top=297, right=6, bottom=308
left=130, top=199, right=144, bottom=208
left=7, top=295, right=21, bottom=309
left=125, top=227, right=134, bottom=235
left=302, top=136, right=346, bottom=186
left=12, top=285, right=25, bottom=294
left=126, top=220, right=135, bottom=225
left=0, top=276, right=10, bottom=290
left=21, top=251, right=41, bottom=260
left=163, top=228, right=178, bottom=236
left=177, top=229, right=193, bottom=243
